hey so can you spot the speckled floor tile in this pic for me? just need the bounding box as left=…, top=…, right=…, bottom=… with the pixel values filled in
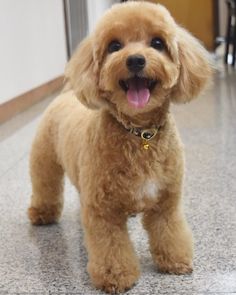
left=0, top=69, right=236, bottom=295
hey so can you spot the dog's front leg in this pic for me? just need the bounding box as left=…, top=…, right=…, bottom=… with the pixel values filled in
left=81, top=206, right=140, bottom=293
left=143, top=189, right=193, bottom=274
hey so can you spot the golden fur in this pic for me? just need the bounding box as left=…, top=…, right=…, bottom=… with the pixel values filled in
left=28, top=2, right=213, bottom=293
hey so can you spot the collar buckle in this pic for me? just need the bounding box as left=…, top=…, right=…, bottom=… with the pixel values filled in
left=126, top=125, right=162, bottom=150
left=141, top=128, right=158, bottom=141
left=141, top=128, right=158, bottom=150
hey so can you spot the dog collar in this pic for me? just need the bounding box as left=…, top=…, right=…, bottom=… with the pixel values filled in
left=125, top=125, right=162, bottom=150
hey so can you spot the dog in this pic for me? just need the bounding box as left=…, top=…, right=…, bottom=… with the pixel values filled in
left=28, top=1, right=212, bottom=293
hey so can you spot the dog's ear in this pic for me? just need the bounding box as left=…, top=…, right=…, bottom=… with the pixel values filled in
left=171, top=27, right=213, bottom=103
left=65, top=36, right=104, bottom=109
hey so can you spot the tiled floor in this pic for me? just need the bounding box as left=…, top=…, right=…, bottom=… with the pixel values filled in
left=0, top=68, right=236, bottom=295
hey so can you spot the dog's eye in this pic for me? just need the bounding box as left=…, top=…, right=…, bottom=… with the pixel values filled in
left=108, top=40, right=122, bottom=53
left=150, top=37, right=165, bottom=51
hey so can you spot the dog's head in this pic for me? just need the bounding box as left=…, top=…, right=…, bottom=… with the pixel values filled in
left=65, top=2, right=213, bottom=117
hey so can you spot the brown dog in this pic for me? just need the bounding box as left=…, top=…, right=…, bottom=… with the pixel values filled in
left=28, top=2, right=212, bottom=293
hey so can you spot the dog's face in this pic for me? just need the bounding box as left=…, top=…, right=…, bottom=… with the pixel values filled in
left=95, top=3, right=179, bottom=116
left=66, top=2, right=212, bottom=117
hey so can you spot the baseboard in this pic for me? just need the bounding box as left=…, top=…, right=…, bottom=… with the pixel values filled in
left=0, top=76, right=64, bottom=125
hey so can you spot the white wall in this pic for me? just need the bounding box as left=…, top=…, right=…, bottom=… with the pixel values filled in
left=0, top=0, right=67, bottom=104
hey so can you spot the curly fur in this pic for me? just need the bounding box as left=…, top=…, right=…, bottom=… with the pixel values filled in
left=28, top=2, right=213, bottom=293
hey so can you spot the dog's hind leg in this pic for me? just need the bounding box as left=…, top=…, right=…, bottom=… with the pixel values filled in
left=28, top=123, right=64, bottom=225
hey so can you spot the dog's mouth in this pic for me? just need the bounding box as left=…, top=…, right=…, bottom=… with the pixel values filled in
left=119, top=76, right=157, bottom=108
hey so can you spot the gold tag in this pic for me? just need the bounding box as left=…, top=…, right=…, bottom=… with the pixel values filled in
left=143, top=141, right=150, bottom=150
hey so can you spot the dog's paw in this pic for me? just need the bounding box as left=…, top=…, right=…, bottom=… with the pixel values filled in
left=88, top=262, right=140, bottom=293
left=154, top=255, right=193, bottom=274
left=158, top=261, right=193, bottom=274
left=28, top=206, right=61, bottom=225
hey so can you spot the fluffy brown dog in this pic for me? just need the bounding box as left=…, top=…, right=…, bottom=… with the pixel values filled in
left=28, top=2, right=212, bottom=293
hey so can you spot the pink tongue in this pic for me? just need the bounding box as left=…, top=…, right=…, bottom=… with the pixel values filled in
left=127, top=79, right=150, bottom=108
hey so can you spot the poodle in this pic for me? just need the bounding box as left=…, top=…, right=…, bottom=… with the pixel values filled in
left=28, top=1, right=212, bottom=293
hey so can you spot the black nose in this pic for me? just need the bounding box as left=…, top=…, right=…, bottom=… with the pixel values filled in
left=126, top=54, right=146, bottom=73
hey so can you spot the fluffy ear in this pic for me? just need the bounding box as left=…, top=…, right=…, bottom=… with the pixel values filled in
left=65, top=36, right=103, bottom=109
left=171, top=27, right=213, bottom=103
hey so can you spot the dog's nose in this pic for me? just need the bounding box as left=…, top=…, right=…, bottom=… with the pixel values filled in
left=126, top=54, right=146, bottom=73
